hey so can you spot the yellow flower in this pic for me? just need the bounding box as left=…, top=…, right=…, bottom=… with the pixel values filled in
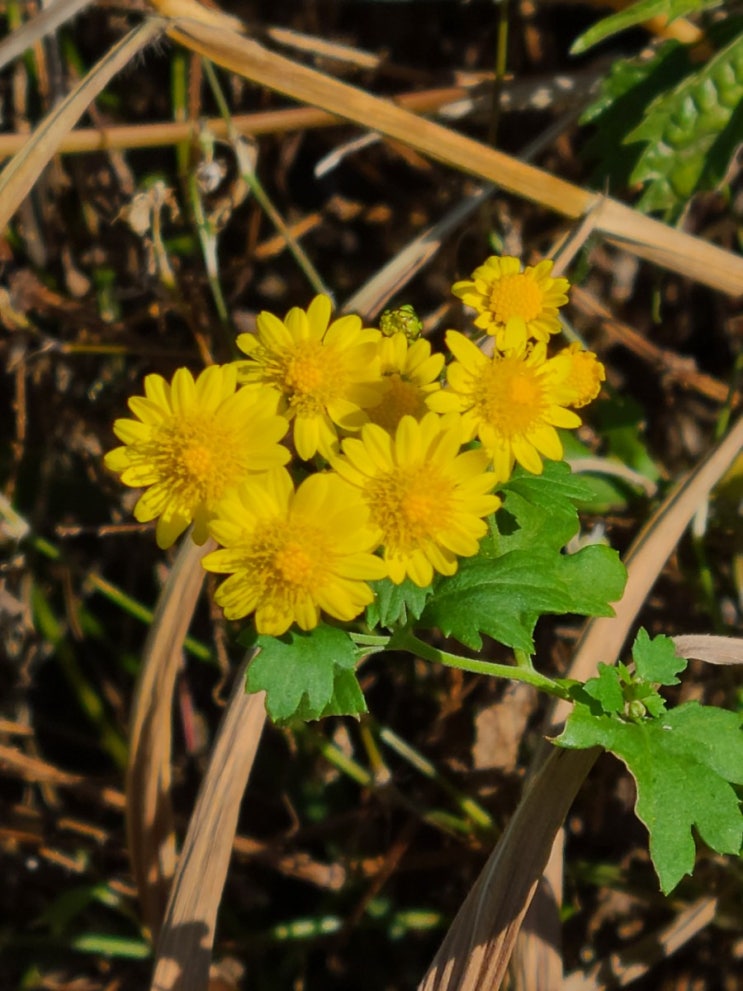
left=544, top=343, right=605, bottom=408
left=427, top=331, right=583, bottom=484
left=236, top=294, right=383, bottom=460
left=202, top=469, right=386, bottom=636
left=104, top=365, right=290, bottom=549
left=366, top=332, right=444, bottom=432
left=452, top=256, right=569, bottom=351
left=333, top=412, right=500, bottom=587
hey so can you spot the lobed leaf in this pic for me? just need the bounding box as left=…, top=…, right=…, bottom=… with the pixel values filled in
left=556, top=701, right=743, bottom=892
left=627, top=33, right=743, bottom=213
left=366, top=576, right=431, bottom=629
left=247, top=624, right=366, bottom=723
left=419, top=544, right=625, bottom=652
left=494, top=461, right=594, bottom=556
left=632, top=627, right=686, bottom=684
left=581, top=662, right=626, bottom=715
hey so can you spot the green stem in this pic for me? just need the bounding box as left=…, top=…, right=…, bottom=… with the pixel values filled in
left=487, top=0, right=510, bottom=148
left=375, top=721, right=495, bottom=834
left=201, top=59, right=329, bottom=297
left=715, top=349, right=743, bottom=440
left=352, top=633, right=391, bottom=647
left=396, top=630, right=572, bottom=701
left=187, top=169, right=231, bottom=328
left=513, top=648, right=535, bottom=671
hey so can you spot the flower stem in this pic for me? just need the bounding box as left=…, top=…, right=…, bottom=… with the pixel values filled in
left=352, top=633, right=391, bottom=647
left=394, top=630, right=572, bottom=701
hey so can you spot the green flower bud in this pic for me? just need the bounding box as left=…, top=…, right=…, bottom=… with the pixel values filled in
left=626, top=699, right=647, bottom=721
left=379, top=304, right=423, bottom=340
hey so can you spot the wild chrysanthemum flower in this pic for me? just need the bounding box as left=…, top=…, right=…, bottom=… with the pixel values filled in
left=544, top=342, right=606, bottom=408
left=366, top=332, right=444, bottom=432
left=202, top=469, right=386, bottom=636
left=236, top=294, right=383, bottom=460
left=427, top=331, right=587, bottom=484
left=452, top=256, right=569, bottom=351
left=333, top=412, right=500, bottom=587
left=104, top=365, right=290, bottom=549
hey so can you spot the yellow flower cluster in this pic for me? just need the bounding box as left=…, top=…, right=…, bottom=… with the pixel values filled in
left=105, top=257, right=604, bottom=635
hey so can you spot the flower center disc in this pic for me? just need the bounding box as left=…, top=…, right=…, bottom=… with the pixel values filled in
left=181, top=442, right=215, bottom=488
left=478, top=360, right=545, bottom=434
left=369, top=374, right=425, bottom=431
left=489, top=274, right=543, bottom=324
left=280, top=341, right=343, bottom=414
left=371, top=466, right=453, bottom=548
left=273, top=540, right=317, bottom=587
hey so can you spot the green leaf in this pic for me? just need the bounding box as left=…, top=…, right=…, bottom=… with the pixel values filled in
left=295, top=667, right=367, bottom=721
left=555, top=544, right=627, bottom=617
left=583, top=663, right=625, bottom=715
left=494, top=461, right=594, bottom=556
left=421, top=553, right=570, bottom=651
left=419, top=545, right=625, bottom=652
left=571, top=0, right=722, bottom=54
left=366, top=575, right=431, bottom=629
left=580, top=42, right=693, bottom=199
left=556, top=701, right=743, bottom=892
left=577, top=651, right=669, bottom=720
left=632, top=628, right=686, bottom=685
left=247, top=624, right=366, bottom=723
left=627, top=33, right=743, bottom=213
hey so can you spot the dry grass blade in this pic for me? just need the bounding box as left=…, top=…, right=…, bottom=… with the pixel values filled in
left=150, top=660, right=267, bottom=991
left=164, top=18, right=743, bottom=297
left=419, top=746, right=599, bottom=991
left=344, top=105, right=581, bottom=320
left=418, top=416, right=743, bottom=991
left=127, top=537, right=213, bottom=942
left=672, top=634, right=743, bottom=666
left=564, top=897, right=717, bottom=990
left=508, top=835, right=563, bottom=991
left=0, top=19, right=165, bottom=232
left=0, top=0, right=94, bottom=74
left=0, top=86, right=474, bottom=159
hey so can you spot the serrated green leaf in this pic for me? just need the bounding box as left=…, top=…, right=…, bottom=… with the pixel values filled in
left=627, top=33, right=743, bottom=213
left=555, top=545, right=627, bottom=617
left=556, top=701, right=743, bottom=892
left=247, top=624, right=363, bottom=723
left=295, top=667, right=367, bottom=721
left=504, top=460, right=596, bottom=506
left=584, top=663, right=625, bottom=714
left=580, top=43, right=693, bottom=194
left=572, top=0, right=722, bottom=55
left=638, top=688, right=668, bottom=718
left=632, top=628, right=687, bottom=685
left=420, top=553, right=573, bottom=651
left=365, top=576, right=431, bottom=629
left=419, top=545, right=625, bottom=652
left=494, top=461, right=592, bottom=556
